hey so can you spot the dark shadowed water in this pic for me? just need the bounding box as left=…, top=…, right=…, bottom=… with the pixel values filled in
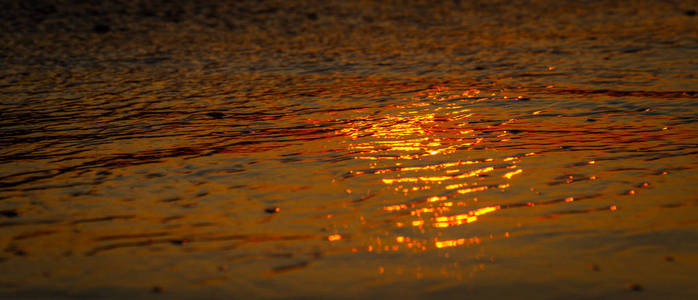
left=1, top=0, right=697, bottom=299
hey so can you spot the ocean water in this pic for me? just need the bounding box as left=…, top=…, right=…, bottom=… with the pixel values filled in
left=1, top=0, right=697, bottom=299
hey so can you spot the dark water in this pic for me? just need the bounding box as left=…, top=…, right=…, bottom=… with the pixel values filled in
left=1, top=0, right=698, bottom=299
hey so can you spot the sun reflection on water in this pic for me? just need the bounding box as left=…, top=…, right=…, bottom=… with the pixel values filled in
left=336, top=87, right=539, bottom=252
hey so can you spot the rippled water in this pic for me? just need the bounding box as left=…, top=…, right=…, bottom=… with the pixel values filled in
left=1, top=0, right=698, bottom=299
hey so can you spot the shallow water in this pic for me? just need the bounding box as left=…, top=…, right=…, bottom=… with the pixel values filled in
left=1, top=0, right=698, bottom=299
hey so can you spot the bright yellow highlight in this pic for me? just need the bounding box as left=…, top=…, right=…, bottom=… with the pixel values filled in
left=427, top=196, right=448, bottom=202
left=457, top=186, right=488, bottom=194
left=382, top=167, right=494, bottom=185
left=435, top=237, right=480, bottom=248
left=384, top=204, right=408, bottom=212
left=446, top=182, right=468, bottom=190
left=503, top=169, right=523, bottom=179
left=431, top=206, right=500, bottom=228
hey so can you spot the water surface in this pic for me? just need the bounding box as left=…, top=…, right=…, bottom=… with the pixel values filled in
left=1, top=0, right=698, bottom=299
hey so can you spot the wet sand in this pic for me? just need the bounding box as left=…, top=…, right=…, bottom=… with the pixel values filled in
left=1, top=0, right=698, bottom=299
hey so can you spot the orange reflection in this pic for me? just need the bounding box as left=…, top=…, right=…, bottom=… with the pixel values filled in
left=412, top=220, right=425, bottom=227
left=384, top=204, right=408, bottom=212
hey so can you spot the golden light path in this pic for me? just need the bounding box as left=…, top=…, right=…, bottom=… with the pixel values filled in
left=337, top=87, right=532, bottom=252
